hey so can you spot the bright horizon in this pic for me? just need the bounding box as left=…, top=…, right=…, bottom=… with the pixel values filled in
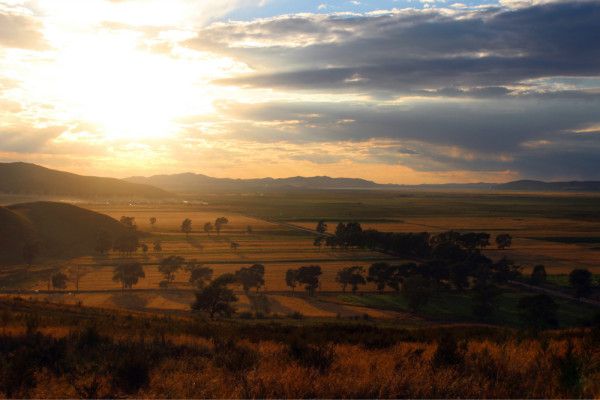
left=1, top=0, right=599, bottom=184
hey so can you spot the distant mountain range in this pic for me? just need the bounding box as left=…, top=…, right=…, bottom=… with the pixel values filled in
left=0, top=162, right=171, bottom=199
left=1, top=162, right=599, bottom=196
left=126, top=172, right=600, bottom=193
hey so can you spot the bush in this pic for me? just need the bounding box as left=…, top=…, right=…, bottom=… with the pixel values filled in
left=288, top=336, right=335, bottom=373
left=432, top=333, right=464, bottom=368
left=212, top=339, right=259, bottom=374
left=111, top=347, right=151, bottom=394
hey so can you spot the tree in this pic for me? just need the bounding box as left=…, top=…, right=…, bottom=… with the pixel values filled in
left=517, top=294, right=559, bottom=331
left=51, top=272, right=68, bottom=290
left=187, top=260, right=213, bottom=288
left=367, top=262, right=390, bottom=293
left=316, top=220, right=327, bottom=235
left=113, top=232, right=139, bottom=255
left=158, top=256, right=185, bottom=286
left=569, top=269, right=593, bottom=298
left=140, top=243, right=148, bottom=254
left=203, top=222, right=213, bottom=236
left=235, top=264, right=265, bottom=293
left=22, top=241, right=40, bottom=266
left=285, top=269, right=299, bottom=292
left=95, top=230, right=112, bottom=255
left=495, top=233, right=512, bottom=250
left=149, top=217, right=157, bottom=229
left=120, top=216, right=136, bottom=230
left=336, top=266, right=366, bottom=293
left=153, top=240, right=162, bottom=252
left=472, top=283, right=501, bottom=321
left=297, top=265, right=322, bottom=296
left=215, top=217, right=229, bottom=235
left=246, top=225, right=253, bottom=234
left=402, top=275, right=432, bottom=312
left=230, top=242, right=240, bottom=252
left=181, top=218, right=192, bottom=238
left=313, top=236, right=324, bottom=250
left=530, top=264, right=547, bottom=285
left=192, top=274, right=238, bottom=319
left=113, top=263, right=145, bottom=290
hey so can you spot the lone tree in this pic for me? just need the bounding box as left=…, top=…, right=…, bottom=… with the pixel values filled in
left=367, top=262, right=391, bottom=293
left=285, top=269, right=299, bottom=292
left=230, top=242, right=240, bottom=252
left=192, top=274, right=238, bottom=319
left=214, top=217, right=229, bottom=235
left=235, top=264, right=265, bottom=293
left=246, top=225, right=253, bottom=234
left=203, top=222, right=213, bottom=236
left=181, top=218, right=192, bottom=238
left=402, top=275, right=433, bottom=312
left=51, top=272, right=68, bottom=290
left=113, top=232, right=139, bottom=255
left=495, top=233, right=512, bottom=250
left=158, top=255, right=185, bottom=287
left=22, top=241, right=40, bottom=266
left=336, top=266, right=366, bottom=293
left=569, top=268, right=593, bottom=298
left=140, top=243, right=148, bottom=254
left=149, top=217, right=157, bottom=229
left=95, top=230, right=112, bottom=255
left=113, top=262, right=145, bottom=290
left=517, top=294, right=559, bottom=331
left=188, top=261, right=213, bottom=289
left=119, top=216, right=136, bottom=230
left=530, top=264, right=547, bottom=285
left=297, top=265, right=322, bottom=296
left=153, top=240, right=162, bottom=252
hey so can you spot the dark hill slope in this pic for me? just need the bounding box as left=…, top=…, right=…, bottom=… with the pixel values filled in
left=0, top=162, right=171, bottom=198
left=0, top=202, right=129, bottom=263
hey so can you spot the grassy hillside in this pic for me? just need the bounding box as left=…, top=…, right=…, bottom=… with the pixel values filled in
left=0, top=162, right=171, bottom=199
left=0, top=202, right=129, bottom=263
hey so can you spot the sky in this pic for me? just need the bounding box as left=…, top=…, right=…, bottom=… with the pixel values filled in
left=0, top=0, right=599, bottom=183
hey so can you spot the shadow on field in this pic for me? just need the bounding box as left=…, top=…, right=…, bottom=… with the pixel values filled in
left=110, top=292, right=148, bottom=310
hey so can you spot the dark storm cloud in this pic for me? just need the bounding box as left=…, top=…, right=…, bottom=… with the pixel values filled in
left=190, top=1, right=600, bottom=95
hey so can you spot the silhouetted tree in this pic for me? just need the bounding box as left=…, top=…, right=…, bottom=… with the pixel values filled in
left=113, top=262, right=145, bottom=290
left=530, top=264, right=547, bottom=285
left=402, top=275, right=432, bottom=312
left=491, top=257, right=521, bottom=283
left=285, top=269, right=299, bottom=292
left=230, top=242, right=240, bottom=251
left=113, top=232, right=139, bottom=255
left=336, top=266, right=366, bottom=293
left=22, top=241, right=40, bottom=266
left=313, top=236, right=324, bottom=250
left=120, top=216, right=136, bottom=230
left=367, top=262, right=390, bottom=293
left=140, top=243, right=148, bottom=254
left=187, top=260, right=213, bottom=289
left=518, top=294, right=559, bottom=331
left=246, top=225, right=253, bottom=234
left=159, top=255, right=185, bottom=286
left=316, top=220, right=327, bottom=235
left=51, top=272, right=68, bottom=290
left=215, top=217, right=229, bottom=235
left=297, top=265, right=322, bottom=296
left=149, top=217, right=157, bottom=229
left=203, top=222, right=213, bottom=236
left=181, top=218, right=192, bottom=238
left=569, top=269, right=593, bottom=298
left=192, top=274, right=238, bottom=319
left=235, top=264, right=265, bottom=293
left=153, top=240, right=162, bottom=252
left=495, top=233, right=512, bottom=250
left=94, top=230, right=112, bottom=255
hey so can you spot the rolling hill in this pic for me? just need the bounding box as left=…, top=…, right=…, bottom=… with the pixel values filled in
left=0, top=201, right=130, bottom=263
left=0, top=162, right=171, bottom=199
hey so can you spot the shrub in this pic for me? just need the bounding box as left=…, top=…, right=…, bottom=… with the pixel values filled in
left=432, top=333, right=464, bottom=368
left=111, top=347, right=151, bottom=395
left=212, top=339, right=259, bottom=374
left=288, top=336, right=335, bottom=373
